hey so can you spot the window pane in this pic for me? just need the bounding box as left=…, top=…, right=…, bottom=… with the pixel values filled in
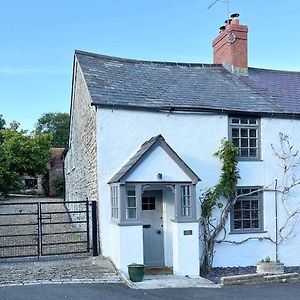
left=127, top=197, right=136, bottom=207
left=242, top=188, right=250, bottom=195
left=243, top=220, right=251, bottom=228
left=241, top=139, right=248, bottom=147
left=243, top=211, right=250, bottom=218
left=249, top=148, right=257, bottom=157
left=232, top=138, right=239, bottom=147
left=181, top=207, right=191, bottom=217
left=127, top=190, right=135, bottom=196
left=149, top=203, right=155, bottom=210
left=127, top=208, right=137, bottom=219
left=249, top=129, right=257, bottom=137
left=242, top=201, right=250, bottom=209
left=252, top=210, right=259, bottom=218
left=252, top=201, right=258, bottom=209
left=250, top=139, right=257, bottom=147
left=241, top=129, right=248, bottom=137
left=232, top=118, right=240, bottom=124
left=235, top=201, right=241, bottom=209
left=232, top=128, right=239, bottom=137
left=241, top=148, right=248, bottom=157
left=252, top=220, right=259, bottom=228
left=234, top=210, right=241, bottom=219
left=241, top=118, right=248, bottom=124
left=234, top=220, right=242, bottom=229
left=249, top=118, right=257, bottom=124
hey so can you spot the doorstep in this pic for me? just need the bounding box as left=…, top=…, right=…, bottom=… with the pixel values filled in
left=122, top=274, right=220, bottom=289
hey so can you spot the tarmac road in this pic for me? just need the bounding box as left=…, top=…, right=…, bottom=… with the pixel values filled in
left=1, top=283, right=300, bottom=300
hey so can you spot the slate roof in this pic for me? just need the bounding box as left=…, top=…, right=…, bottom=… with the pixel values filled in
left=108, top=135, right=200, bottom=184
left=75, top=50, right=300, bottom=116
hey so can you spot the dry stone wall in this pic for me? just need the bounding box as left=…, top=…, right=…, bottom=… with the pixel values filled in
left=64, top=60, right=99, bottom=204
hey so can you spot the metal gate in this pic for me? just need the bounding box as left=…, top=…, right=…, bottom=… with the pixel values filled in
left=0, top=200, right=98, bottom=259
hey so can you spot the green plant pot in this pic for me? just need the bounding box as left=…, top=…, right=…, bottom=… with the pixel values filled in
left=128, top=264, right=145, bottom=282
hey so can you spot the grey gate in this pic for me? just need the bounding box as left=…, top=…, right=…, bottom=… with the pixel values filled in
left=0, top=200, right=98, bottom=259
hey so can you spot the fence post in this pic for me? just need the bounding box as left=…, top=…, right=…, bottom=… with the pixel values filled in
left=91, top=200, right=99, bottom=256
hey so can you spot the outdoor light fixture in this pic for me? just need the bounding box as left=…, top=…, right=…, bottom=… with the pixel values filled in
left=157, top=173, right=162, bottom=180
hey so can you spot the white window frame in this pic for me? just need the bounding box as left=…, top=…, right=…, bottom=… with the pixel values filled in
left=125, top=186, right=137, bottom=220
left=111, top=186, right=119, bottom=219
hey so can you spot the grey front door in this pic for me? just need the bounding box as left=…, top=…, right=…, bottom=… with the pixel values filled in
left=141, top=190, right=164, bottom=267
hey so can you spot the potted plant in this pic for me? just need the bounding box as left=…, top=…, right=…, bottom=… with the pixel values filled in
left=128, top=263, right=145, bottom=282
left=256, top=256, right=284, bottom=274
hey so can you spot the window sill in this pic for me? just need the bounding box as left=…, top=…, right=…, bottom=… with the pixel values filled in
left=110, top=220, right=143, bottom=226
left=171, top=218, right=198, bottom=224
left=237, top=158, right=263, bottom=162
left=229, top=230, right=267, bottom=235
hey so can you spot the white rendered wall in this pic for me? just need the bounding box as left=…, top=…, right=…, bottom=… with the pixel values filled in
left=97, top=108, right=226, bottom=259
left=214, top=118, right=300, bottom=267
left=126, top=146, right=191, bottom=182
left=110, top=223, right=144, bottom=274
left=173, top=222, right=200, bottom=276
left=97, top=107, right=300, bottom=269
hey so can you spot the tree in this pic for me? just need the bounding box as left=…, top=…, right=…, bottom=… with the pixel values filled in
left=200, top=134, right=300, bottom=273
left=36, top=112, right=69, bottom=148
left=0, top=123, right=52, bottom=197
left=0, top=114, right=6, bottom=143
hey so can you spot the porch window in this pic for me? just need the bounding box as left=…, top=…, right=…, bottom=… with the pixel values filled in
left=180, top=186, right=191, bottom=217
left=126, top=186, right=137, bottom=219
left=111, top=186, right=119, bottom=219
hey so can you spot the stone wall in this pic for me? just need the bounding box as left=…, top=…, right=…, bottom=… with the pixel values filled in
left=64, top=59, right=98, bottom=204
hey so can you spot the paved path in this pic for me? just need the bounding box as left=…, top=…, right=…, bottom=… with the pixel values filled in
left=0, top=256, right=122, bottom=286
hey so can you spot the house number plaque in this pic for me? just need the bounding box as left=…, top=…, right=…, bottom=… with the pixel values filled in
left=183, top=230, right=192, bottom=235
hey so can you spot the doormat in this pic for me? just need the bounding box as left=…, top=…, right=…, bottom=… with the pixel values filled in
left=144, top=267, right=173, bottom=275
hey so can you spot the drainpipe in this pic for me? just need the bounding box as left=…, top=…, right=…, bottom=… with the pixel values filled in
left=274, top=179, right=278, bottom=262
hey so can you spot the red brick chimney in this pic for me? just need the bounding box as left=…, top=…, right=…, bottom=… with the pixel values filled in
left=212, top=13, right=248, bottom=75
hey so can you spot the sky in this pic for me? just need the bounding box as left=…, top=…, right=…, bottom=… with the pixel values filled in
left=1, top=0, right=300, bottom=131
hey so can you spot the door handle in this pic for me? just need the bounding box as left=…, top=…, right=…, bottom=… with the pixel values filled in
left=156, top=230, right=161, bottom=234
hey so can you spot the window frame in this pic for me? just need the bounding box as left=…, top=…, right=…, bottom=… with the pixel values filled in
left=125, top=186, right=138, bottom=220
left=110, top=185, right=119, bottom=220
left=228, top=116, right=261, bottom=160
left=231, top=186, right=264, bottom=234
left=180, top=185, right=192, bottom=217
left=24, top=178, right=38, bottom=190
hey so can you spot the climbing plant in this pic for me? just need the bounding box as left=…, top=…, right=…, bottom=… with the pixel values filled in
left=200, top=133, right=300, bottom=273
left=200, top=139, right=239, bottom=272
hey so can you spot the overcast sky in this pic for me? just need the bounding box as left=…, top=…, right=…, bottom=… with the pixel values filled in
left=1, top=0, right=299, bottom=131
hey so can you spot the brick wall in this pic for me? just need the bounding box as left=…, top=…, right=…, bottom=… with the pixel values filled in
left=212, top=18, right=248, bottom=75
left=64, top=59, right=99, bottom=204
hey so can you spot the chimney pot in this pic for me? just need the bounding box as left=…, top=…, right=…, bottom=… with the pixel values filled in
left=219, top=25, right=226, bottom=32
left=230, top=13, right=240, bottom=19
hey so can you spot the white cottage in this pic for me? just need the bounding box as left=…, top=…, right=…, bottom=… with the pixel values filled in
left=65, top=15, right=300, bottom=276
